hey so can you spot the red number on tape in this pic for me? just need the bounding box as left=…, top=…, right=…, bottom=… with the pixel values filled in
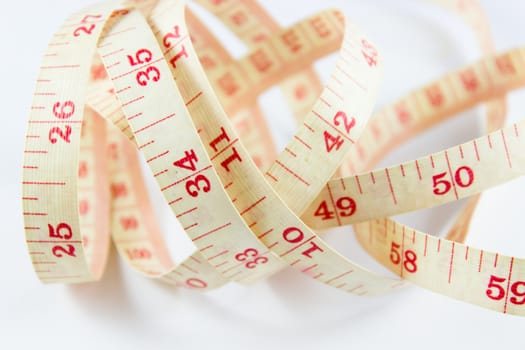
left=486, top=275, right=525, bottom=305
left=432, top=166, right=474, bottom=195
left=390, top=242, right=417, bottom=273
left=48, top=125, right=72, bottom=144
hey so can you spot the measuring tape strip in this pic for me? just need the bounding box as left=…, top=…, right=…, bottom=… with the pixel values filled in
left=76, top=107, right=111, bottom=278
left=99, top=6, right=291, bottom=285
left=119, top=0, right=525, bottom=314
left=190, top=0, right=509, bottom=261
left=85, top=0, right=364, bottom=290
left=85, top=0, right=406, bottom=296
left=23, top=0, right=525, bottom=316
left=304, top=118, right=525, bottom=227
left=88, top=2, right=356, bottom=290
left=302, top=48, right=525, bottom=227
left=335, top=0, right=506, bottom=260
left=84, top=2, right=382, bottom=292
left=94, top=0, right=508, bottom=306
left=84, top=82, right=232, bottom=289
left=187, top=1, right=508, bottom=228
left=184, top=2, right=516, bottom=243
left=326, top=3, right=524, bottom=314
left=194, top=0, right=325, bottom=125
left=183, top=7, right=278, bottom=173
left=360, top=0, right=508, bottom=249
left=109, top=122, right=230, bottom=288
left=99, top=0, right=397, bottom=295
left=354, top=218, right=525, bottom=315
left=89, top=1, right=307, bottom=289
left=23, top=1, right=131, bottom=283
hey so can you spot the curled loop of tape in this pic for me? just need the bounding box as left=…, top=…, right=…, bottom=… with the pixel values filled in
left=22, top=0, right=525, bottom=316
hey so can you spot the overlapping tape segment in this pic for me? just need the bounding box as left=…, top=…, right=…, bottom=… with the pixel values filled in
left=22, top=0, right=525, bottom=316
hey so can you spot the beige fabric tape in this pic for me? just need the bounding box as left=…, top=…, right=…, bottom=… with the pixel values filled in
left=22, top=0, right=525, bottom=316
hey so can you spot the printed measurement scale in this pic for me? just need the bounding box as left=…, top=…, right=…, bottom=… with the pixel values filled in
left=22, top=0, right=525, bottom=316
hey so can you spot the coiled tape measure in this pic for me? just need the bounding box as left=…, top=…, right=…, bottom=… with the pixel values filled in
left=22, top=0, right=525, bottom=316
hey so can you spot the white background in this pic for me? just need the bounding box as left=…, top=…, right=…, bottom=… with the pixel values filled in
left=2, top=0, right=525, bottom=349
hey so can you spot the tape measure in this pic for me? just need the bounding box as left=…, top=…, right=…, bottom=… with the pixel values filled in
left=22, top=0, right=525, bottom=316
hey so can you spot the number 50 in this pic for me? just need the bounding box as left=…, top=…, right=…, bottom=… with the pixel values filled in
left=432, top=166, right=474, bottom=195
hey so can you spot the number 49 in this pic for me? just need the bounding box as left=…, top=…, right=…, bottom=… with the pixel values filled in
left=314, top=196, right=356, bottom=220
